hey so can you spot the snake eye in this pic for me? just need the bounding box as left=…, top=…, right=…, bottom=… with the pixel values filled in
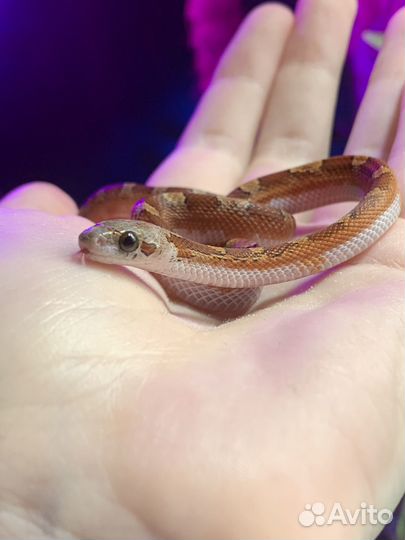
left=119, top=231, right=139, bottom=252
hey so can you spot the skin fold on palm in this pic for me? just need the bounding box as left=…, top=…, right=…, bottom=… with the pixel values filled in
left=0, top=1, right=404, bottom=538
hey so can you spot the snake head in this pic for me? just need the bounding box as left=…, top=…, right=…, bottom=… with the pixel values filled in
left=78, top=219, right=173, bottom=270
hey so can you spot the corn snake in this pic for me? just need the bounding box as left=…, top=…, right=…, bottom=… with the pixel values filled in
left=78, top=156, right=400, bottom=318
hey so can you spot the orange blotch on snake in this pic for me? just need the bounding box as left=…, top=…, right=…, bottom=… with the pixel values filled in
left=140, top=241, right=158, bottom=257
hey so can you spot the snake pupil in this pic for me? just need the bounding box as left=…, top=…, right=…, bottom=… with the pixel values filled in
left=119, top=231, right=139, bottom=252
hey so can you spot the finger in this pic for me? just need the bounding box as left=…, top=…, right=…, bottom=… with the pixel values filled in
left=0, top=182, right=78, bottom=215
left=148, top=3, right=294, bottom=193
left=346, top=7, right=405, bottom=160
left=314, top=7, right=405, bottom=224
left=247, top=0, right=358, bottom=177
left=388, top=85, right=405, bottom=214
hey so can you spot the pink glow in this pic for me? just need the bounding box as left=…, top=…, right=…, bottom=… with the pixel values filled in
left=350, top=0, right=404, bottom=103
left=185, top=0, right=404, bottom=101
left=185, top=0, right=243, bottom=91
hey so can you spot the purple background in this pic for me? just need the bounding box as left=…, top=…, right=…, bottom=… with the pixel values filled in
left=0, top=0, right=402, bottom=204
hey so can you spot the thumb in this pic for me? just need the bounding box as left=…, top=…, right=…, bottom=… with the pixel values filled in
left=0, top=182, right=78, bottom=215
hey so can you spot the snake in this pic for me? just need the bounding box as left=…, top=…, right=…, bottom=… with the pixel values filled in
left=78, top=155, right=401, bottom=318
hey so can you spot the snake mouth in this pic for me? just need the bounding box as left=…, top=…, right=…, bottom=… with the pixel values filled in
left=80, top=247, right=90, bottom=254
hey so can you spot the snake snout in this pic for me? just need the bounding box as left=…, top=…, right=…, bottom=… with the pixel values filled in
left=78, top=229, right=93, bottom=253
left=79, top=226, right=113, bottom=256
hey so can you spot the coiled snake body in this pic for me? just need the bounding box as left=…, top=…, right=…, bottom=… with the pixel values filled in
left=78, top=156, right=400, bottom=318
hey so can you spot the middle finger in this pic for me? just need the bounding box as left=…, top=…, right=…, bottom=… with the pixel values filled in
left=247, top=0, right=358, bottom=178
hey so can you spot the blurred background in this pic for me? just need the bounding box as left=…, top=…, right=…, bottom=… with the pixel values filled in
left=0, top=0, right=402, bottom=204
left=0, top=0, right=193, bottom=201
left=0, top=1, right=404, bottom=537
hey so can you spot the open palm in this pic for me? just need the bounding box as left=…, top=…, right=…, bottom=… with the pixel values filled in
left=1, top=1, right=404, bottom=538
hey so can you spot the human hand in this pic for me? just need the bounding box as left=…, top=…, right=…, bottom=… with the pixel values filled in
left=1, top=1, right=404, bottom=538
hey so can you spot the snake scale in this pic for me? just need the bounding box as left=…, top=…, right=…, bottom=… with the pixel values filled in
left=78, top=156, right=400, bottom=318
